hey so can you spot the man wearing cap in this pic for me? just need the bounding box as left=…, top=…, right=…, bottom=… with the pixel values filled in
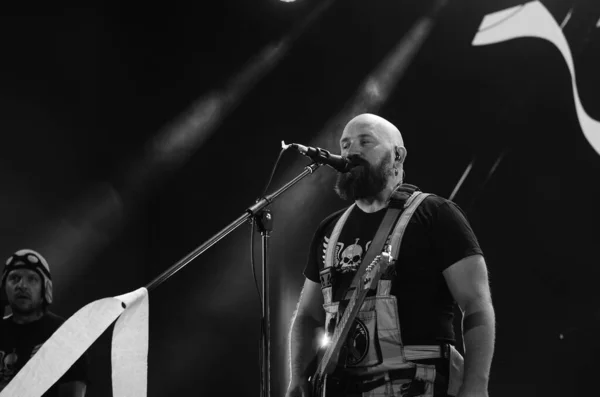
left=0, top=249, right=88, bottom=396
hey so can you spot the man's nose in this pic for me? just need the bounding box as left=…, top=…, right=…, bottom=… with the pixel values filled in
left=15, top=279, right=27, bottom=289
left=342, top=141, right=360, bottom=157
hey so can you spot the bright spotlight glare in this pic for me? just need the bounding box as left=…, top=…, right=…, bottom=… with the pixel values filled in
left=280, top=0, right=297, bottom=3
left=320, top=333, right=330, bottom=348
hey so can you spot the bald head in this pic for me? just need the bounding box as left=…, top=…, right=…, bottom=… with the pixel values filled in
left=341, top=113, right=405, bottom=163
left=344, top=113, right=403, bottom=147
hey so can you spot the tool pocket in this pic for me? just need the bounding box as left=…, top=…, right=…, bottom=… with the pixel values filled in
left=322, top=300, right=384, bottom=369
left=357, top=364, right=436, bottom=397
left=446, top=345, right=464, bottom=396
left=394, top=364, right=436, bottom=397
left=342, top=308, right=382, bottom=368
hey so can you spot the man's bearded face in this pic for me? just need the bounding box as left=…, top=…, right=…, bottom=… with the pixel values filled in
left=334, top=153, right=394, bottom=201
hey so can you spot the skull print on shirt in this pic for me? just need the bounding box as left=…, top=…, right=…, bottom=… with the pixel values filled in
left=338, top=238, right=363, bottom=273
left=322, top=236, right=372, bottom=274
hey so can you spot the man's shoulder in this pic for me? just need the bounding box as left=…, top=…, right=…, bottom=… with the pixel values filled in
left=323, top=206, right=351, bottom=222
left=316, top=194, right=454, bottom=225
left=418, top=192, right=460, bottom=212
left=0, top=314, right=10, bottom=333
left=419, top=191, right=445, bottom=204
left=41, top=311, right=67, bottom=329
left=408, top=192, right=464, bottom=226
left=314, top=193, right=462, bottom=231
left=317, top=206, right=351, bottom=231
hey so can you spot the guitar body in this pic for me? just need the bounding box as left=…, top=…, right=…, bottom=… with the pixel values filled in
left=310, top=371, right=345, bottom=397
left=306, top=350, right=331, bottom=397
left=310, top=372, right=326, bottom=397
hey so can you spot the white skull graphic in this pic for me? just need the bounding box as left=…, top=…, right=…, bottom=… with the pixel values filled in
left=338, top=239, right=363, bottom=272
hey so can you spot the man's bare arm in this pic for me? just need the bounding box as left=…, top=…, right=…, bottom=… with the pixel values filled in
left=443, top=254, right=495, bottom=397
left=288, top=278, right=325, bottom=383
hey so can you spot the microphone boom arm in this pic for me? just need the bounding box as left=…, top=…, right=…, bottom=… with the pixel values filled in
left=144, top=161, right=322, bottom=292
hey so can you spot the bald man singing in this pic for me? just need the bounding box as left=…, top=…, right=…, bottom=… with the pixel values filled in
left=286, top=114, right=495, bottom=397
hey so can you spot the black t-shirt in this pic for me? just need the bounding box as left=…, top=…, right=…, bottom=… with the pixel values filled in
left=303, top=194, right=483, bottom=345
left=0, top=311, right=89, bottom=396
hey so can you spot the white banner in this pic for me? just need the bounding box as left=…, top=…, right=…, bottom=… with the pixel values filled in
left=0, top=287, right=149, bottom=397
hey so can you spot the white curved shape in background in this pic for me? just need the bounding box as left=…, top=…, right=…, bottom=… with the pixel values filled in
left=0, top=288, right=149, bottom=397
left=472, top=1, right=600, bottom=156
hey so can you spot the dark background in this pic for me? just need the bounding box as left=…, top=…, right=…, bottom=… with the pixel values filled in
left=1, top=0, right=599, bottom=395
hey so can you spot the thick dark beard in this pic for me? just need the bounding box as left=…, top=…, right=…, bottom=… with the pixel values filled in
left=9, top=301, right=45, bottom=320
left=334, top=155, right=393, bottom=201
left=9, top=292, right=45, bottom=317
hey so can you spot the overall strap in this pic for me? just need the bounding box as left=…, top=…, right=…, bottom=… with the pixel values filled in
left=324, top=203, right=402, bottom=305
left=353, top=204, right=403, bottom=285
left=324, top=204, right=355, bottom=270
left=389, top=183, right=421, bottom=206
left=325, top=184, right=423, bottom=270
left=388, top=191, right=432, bottom=261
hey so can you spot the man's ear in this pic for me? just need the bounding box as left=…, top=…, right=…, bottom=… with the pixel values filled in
left=395, top=146, right=407, bottom=163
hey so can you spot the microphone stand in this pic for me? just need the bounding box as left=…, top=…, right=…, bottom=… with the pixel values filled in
left=255, top=207, right=272, bottom=397
left=144, top=161, right=323, bottom=397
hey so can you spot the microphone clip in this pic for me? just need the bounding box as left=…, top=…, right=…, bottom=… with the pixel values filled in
left=282, top=140, right=352, bottom=173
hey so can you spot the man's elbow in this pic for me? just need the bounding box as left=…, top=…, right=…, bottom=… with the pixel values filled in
left=462, top=297, right=495, bottom=335
left=463, top=295, right=494, bottom=314
left=293, top=311, right=323, bottom=330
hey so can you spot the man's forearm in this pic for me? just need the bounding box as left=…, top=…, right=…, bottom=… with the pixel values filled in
left=460, top=299, right=495, bottom=394
left=288, top=312, right=320, bottom=382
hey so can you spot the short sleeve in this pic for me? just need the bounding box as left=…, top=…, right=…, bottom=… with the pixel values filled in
left=302, top=209, right=346, bottom=283
left=303, top=224, right=325, bottom=283
left=430, top=201, right=483, bottom=271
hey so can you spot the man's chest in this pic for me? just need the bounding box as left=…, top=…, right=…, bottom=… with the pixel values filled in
left=320, top=216, right=438, bottom=300
left=322, top=217, right=432, bottom=270
left=0, top=328, right=48, bottom=374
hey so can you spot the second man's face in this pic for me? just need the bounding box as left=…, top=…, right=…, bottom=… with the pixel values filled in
left=5, top=268, right=44, bottom=314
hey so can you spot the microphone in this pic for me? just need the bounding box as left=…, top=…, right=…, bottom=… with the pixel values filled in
left=282, top=141, right=354, bottom=173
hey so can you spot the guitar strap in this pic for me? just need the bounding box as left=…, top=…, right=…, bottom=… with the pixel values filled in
left=334, top=184, right=421, bottom=312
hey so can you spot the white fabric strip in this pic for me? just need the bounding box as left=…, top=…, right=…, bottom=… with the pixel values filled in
left=111, top=288, right=149, bottom=397
left=0, top=287, right=149, bottom=397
